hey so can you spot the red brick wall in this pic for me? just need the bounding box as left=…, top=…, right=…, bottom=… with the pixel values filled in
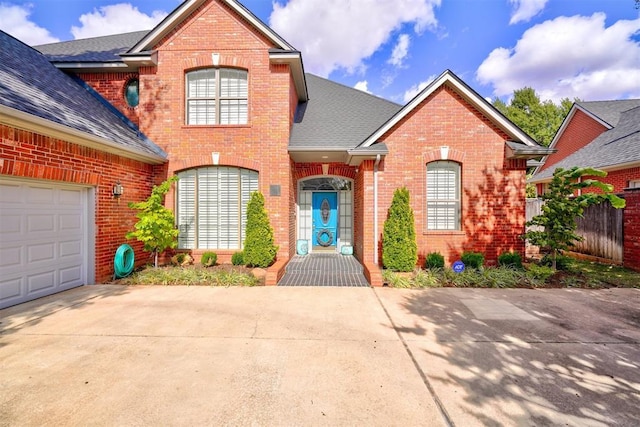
left=0, top=123, right=158, bottom=282
left=539, top=109, right=607, bottom=174
left=581, top=167, right=640, bottom=194
left=76, top=72, right=140, bottom=126
left=131, top=0, right=297, bottom=263
left=373, top=85, right=527, bottom=267
left=623, top=189, right=640, bottom=272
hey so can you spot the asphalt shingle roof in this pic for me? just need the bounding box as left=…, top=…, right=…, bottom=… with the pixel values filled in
left=533, top=103, right=640, bottom=181
left=577, top=99, right=640, bottom=127
left=290, top=74, right=402, bottom=149
left=35, top=30, right=149, bottom=62
left=0, top=31, right=165, bottom=159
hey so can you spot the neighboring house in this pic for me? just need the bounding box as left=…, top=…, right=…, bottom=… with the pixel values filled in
left=530, top=99, right=640, bottom=193
left=1, top=0, right=549, bottom=306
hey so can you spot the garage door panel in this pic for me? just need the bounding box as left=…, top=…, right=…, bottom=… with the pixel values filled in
left=60, top=240, right=82, bottom=257
left=28, top=242, right=56, bottom=263
left=27, top=271, right=56, bottom=294
left=0, top=277, right=23, bottom=303
left=0, top=179, right=90, bottom=309
left=0, top=246, right=21, bottom=267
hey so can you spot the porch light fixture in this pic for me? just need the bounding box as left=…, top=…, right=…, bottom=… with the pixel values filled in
left=112, top=181, right=124, bottom=198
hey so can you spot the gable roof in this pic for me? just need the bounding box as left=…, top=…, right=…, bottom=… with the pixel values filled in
left=289, top=74, right=402, bottom=151
left=577, top=99, right=640, bottom=127
left=530, top=103, right=640, bottom=183
left=128, top=0, right=294, bottom=54
left=0, top=31, right=166, bottom=164
left=359, top=70, right=549, bottom=156
left=34, top=0, right=308, bottom=100
left=35, top=31, right=148, bottom=63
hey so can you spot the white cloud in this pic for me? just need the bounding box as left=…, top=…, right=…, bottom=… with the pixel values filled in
left=0, top=3, right=59, bottom=45
left=354, top=80, right=372, bottom=94
left=270, top=0, right=441, bottom=77
left=71, top=3, right=168, bottom=39
left=509, top=0, right=548, bottom=25
left=403, top=75, right=437, bottom=103
left=477, top=13, right=640, bottom=102
left=388, top=33, right=411, bottom=67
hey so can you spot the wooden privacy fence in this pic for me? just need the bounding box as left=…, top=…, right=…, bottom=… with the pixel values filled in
left=525, top=198, right=624, bottom=263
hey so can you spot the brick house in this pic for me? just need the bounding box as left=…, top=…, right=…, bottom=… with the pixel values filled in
left=530, top=99, right=640, bottom=194
left=1, top=0, right=550, bottom=307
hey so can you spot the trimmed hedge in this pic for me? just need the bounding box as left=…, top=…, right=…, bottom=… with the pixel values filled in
left=382, top=187, right=418, bottom=272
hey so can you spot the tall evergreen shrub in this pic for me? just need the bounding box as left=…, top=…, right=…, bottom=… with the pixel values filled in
left=382, top=187, right=418, bottom=272
left=243, top=191, right=278, bottom=268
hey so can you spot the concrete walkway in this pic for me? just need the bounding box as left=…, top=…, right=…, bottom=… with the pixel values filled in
left=1, top=286, right=639, bottom=426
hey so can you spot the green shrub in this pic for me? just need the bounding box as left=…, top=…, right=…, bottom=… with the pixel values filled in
left=382, top=187, right=418, bottom=272
left=461, top=251, right=484, bottom=270
left=231, top=251, right=244, bottom=266
left=382, top=270, right=413, bottom=288
left=498, top=251, right=523, bottom=269
left=201, top=251, right=217, bottom=267
left=243, top=192, right=278, bottom=268
left=526, top=264, right=555, bottom=282
left=413, top=269, right=442, bottom=288
left=425, top=252, right=445, bottom=269
left=541, top=254, right=571, bottom=270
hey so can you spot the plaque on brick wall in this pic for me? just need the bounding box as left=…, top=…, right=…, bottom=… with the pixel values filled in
left=270, top=185, right=281, bottom=196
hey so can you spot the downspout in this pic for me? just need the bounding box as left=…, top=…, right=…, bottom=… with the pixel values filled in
left=373, top=154, right=381, bottom=265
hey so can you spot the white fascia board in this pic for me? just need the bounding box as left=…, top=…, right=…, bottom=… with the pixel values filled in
left=361, top=70, right=539, bottom=148
left=129, top=0, right=293, bottom=53
left=0, top=105, right=166, bottom=165
left=52, top=62, right=130, bottom=70
left=269, top=51, right=308, bottom=101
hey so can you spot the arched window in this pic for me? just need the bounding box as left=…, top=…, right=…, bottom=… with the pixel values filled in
left=185, top=68, right=248, bottom=125
left=426, top=161, right=461, bottom=230
left=176, top=167, right=258, bottom=249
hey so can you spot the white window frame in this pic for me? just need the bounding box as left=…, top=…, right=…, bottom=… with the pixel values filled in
left=176, top=167, right=258, bottom=249
left=426, top=160, right=461, bottom=230
left=186, top=68, right=248, bottom=125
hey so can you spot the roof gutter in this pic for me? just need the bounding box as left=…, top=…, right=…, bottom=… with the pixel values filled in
left=0, top=105, right=167, bottom=165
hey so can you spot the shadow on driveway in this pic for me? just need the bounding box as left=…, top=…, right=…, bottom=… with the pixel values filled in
left=377, top=288, right=640, bottom=426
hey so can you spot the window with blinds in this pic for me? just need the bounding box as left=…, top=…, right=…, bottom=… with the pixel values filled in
left=426, top=161, right=461, bottom=230
left=186, top=68, right=248, bottom=125
left=176, top=167, right=258, bottom=249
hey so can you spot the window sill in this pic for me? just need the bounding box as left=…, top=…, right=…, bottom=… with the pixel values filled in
left=182, top=124, right=251, bottom=129
left=423, top=230, right=466, bottom=236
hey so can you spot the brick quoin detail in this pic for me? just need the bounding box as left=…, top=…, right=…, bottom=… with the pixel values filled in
left=623, top=189, right=640, bottom=272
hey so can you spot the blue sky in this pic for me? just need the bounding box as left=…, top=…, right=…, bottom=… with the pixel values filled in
left=1, top=0, right=638, bottom=104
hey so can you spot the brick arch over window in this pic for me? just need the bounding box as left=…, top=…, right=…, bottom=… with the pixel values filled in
left=182, top=55, right=252, bottom=70
left=171, top=155, right=260, bottom=173
left=424, top=148, right=465, bottom=163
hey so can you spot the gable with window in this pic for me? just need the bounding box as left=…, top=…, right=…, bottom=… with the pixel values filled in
left=176, top=167, right=258, bottom=249
left=186, top=68, right=248, bottom=125
left=426, top=161, right=461, bottom=230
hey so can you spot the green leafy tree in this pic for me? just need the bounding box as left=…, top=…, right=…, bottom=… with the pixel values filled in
left=493, top=87, right=575, bottom=147
left=243, top=191, right=278, bottom=268
left=126, top=176, right=179, bottom=267
left=523, top=167, right=625, bottom=269
left=382, top=187, right=418, bottom=272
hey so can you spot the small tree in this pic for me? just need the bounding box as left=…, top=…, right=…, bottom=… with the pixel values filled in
left=126, top=176, right=179, bottom=267
left=382, top=187, right=418, bottom=272
left=524, top=167, right=625, bottom=269
left=243, top=191, right=278, bottom=268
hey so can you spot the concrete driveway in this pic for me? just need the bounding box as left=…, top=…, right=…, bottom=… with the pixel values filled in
left=1, top=286, right=639, bottom=426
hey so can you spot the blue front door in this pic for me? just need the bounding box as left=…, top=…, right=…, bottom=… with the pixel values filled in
left=312, top=192, right=337, bottom=248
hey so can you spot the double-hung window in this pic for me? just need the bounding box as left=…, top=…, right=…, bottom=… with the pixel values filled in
left=186, top=68, right=248, bottom=125
left=426, top=161, right=461, bottom=230
left=176, top=167, right=258, bottom=249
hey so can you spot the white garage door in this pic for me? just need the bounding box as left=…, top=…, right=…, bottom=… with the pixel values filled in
left=0, top=178, right=92, bottom=309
